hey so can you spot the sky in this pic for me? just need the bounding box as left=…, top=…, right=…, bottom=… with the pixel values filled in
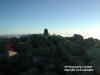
left=0, top=0, right=100, bottom=39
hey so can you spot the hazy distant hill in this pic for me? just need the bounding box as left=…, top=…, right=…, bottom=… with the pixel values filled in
left=0, top=34, right=33, bottom=38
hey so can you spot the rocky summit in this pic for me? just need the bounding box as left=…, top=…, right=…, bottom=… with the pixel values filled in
left=0, top=31, right=100, bottom=75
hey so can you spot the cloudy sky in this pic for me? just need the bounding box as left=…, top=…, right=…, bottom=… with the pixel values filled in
left=0, top=0, right=100, bottom=39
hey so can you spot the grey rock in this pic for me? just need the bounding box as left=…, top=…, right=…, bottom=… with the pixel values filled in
left=57, top=42, right=73, bottom=57
left=68, top=56, right=86, bottom=65
left=90, top=57, right=100, bottom=74
left=43, top=63, right=56, bottom=71
left=73, top=34, right=83, bottom=41
left=18, top=56, right=33, bottom=70
left=33, top=56, right=51, bottom=66
left=49, top=43, right=59, bottom=57
left=66, top=41, right=82, bottom=56
left=18, top=67, right=40, bottom=75
left=86, top=48, right=100, bottom=60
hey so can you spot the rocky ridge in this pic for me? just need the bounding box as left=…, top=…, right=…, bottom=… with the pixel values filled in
left=0, top=30, right=100, bottom=75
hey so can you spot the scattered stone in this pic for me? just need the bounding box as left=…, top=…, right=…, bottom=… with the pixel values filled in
left=0, top=30, right=100, bottom=75
left=18, top=56, right=33, bottom=70
left=86, top=48, right=100, bottom=60
left=89, top=56, right=100, bottom=74
left=43, top=63, right=56, bottom=71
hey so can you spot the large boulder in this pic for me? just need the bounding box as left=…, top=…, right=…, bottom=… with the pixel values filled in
left=18, top=67, right=40, bottom=75
left=49, top=43, right=59, bottom=57
left=0, top=45, right=9, bottom=61
left=73, top=34, right=83, bottom=41
left=32, top=47, right=51, bottom=57
left=43, top=63, right=56, bottom=71
left=89, top=55, right=100, bottom=74
left=86, top=48, right=100, bottom=60
left=18, top=56, right=33, bottom=70
left=83, top=38, right=96, bottom=49
left=57, top=42, right=73, bottom=57
left=33, top=56, right=51, bottom=66
left=68, top=56, right=87, bottom=65
left=66, top=41, right=83, bottom=56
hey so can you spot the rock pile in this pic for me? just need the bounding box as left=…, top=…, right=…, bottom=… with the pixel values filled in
left=0, top=32, right=100, bottom=75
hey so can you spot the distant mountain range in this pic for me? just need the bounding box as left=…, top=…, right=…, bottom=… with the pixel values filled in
left=0, top=34, right=32, bottom=38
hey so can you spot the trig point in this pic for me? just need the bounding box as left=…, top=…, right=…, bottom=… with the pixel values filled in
left=44, top=29, right=49, bottom=39
left=44, top=29, right=49, bottom=36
